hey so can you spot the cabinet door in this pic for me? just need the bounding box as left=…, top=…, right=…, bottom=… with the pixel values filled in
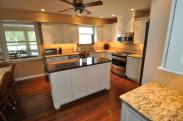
left=97, top=52, right=106, bottom=58
left=86, top=63, right=111, bottom=94
left=70, top=67, right=86, bottom=99
left=105, top=52, right=112, bottom=60
left=70, top=25, right=79, bottom=43
left=163, top=0, right=183, bottom=74
left=134, top=20, right=147, bottom=44
left=49, top=70, right=72, bottom=109
left=96, top=26, right=103, bottom=42
left=110, top=23, right=118, bottom=42
left=103, top=25, right=111, bottom=42
left=90, top=53, right=97, bottom=57
left=121, top=102, right=147, bottom=121
left=97, top=63, right=111, bottom=90
left=41, top=23, right=62, bottom=44
left=62, top=24, right=75, bottom=43
left=86, top=65, right=100, bottom=94
left=126, top=57, right=140, bottom=82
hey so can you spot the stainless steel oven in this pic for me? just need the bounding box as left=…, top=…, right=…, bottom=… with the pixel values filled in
left=111, top=52, right=133, bottom=77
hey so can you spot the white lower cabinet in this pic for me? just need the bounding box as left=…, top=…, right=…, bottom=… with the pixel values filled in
left=126, top=56, right=142, bottom=82
left=49, top=70, right=72, bottom=109
left=86, top=65, right=101, bottom=94
left=70, top=67, right=86, bottom=99
left=105, top=52, right=112, bottom=60
left=121, top=102, right=148, bottom=121
left=49, top=62, right=111, bottom=110
left=98, top=63, right=110, bottom=90
left=86, top=63, right=110, bottom=94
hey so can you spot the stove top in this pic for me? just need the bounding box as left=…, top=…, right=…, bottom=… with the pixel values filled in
left=112, top=51, right=134, bottom=57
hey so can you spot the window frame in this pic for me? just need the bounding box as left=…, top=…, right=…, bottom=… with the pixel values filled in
left=78, top=25, right=95, bottom=45
left=0, top=21, right=42, bottom=62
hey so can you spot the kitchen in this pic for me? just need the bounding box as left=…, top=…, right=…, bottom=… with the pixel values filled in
left=1, top=0, right=183, bottom=121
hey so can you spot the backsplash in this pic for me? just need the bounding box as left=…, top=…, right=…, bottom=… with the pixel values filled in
left=44, top=42, right=144, bottom=54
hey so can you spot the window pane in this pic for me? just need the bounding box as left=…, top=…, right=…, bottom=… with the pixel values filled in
left=30, top=45, right=38, bottom=50
left=3, top=22, right=40, bottom=59
left=79, top=26, right=93, bottom=34
left=28, top=31, right=37, bottom=41
left=79, top=34, right=92, bottom=44
left=5, top=31, right=25, bottom=42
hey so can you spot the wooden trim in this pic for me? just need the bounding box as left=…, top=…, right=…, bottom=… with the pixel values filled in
left=0, top=8, right=117, bottom=25
left=139, top=21, right=150, bottom=86
left=135, top=9, right=150, bottom=19
left=15, top=73, right=46, bottom=81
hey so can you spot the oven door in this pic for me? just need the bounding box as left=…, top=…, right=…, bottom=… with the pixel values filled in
left=111, top=57, right=127, bottom=77
left=112, top=56, right=127, bottom=67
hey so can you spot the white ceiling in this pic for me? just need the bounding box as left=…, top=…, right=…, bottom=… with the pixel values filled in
left=0, top=0, right=151, bottom=18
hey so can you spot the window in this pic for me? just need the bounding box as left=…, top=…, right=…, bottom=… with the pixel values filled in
left=79, top=26, right=94, bottom=44
left=2, top=22, right=40, bottom=60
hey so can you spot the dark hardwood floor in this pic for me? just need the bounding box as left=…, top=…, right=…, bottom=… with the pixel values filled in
left=4, top=73, right=138, bottom=121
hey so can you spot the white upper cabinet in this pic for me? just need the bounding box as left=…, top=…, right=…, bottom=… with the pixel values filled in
left=102, top=24, right=111, bottom=42
left=42, top=23, right=78, bottom=44
left=41, top=23, right=63, bottom=44
left=100, top=23, right=117, bottom=42
left=160, top=0, right=183, bottom=75
left=62, top=24, right=78, bottom=43
left=134, top=19, right=148, bottom=44
left=110, top=23, right=118, bottom=42
left=96, top=26, right=103, bottom=42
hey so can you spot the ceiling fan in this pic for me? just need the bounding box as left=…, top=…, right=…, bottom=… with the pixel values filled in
left=58, top=0, right=103, bottom=16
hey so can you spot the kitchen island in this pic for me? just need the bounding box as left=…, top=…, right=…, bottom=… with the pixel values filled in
left=47, top=57, right=111, bottom=110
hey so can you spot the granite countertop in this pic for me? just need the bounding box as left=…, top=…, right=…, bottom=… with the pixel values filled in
left=128, top=54, right=142, bottom=59
left=46, top=57, right=111, bottom=73
left=120, top=82, right=183, bottom=121
left=0, top=66, right=11, bottom=86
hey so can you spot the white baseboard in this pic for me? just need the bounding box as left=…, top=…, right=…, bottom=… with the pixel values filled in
left=15, top=73, right=47, bottom=81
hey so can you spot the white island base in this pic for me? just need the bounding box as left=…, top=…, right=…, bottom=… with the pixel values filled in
left=49, top=62, right=111, bottom=110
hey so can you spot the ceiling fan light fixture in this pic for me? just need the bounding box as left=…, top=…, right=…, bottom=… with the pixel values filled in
left=130, top=8, right=135, bottom=11
left=72, top=9, right=88, bottom=16
left=112, top=14, right=116, bottom=17
left=41, top=9, right=45, bottom=12
left=59, top=0, right=102, bottom=16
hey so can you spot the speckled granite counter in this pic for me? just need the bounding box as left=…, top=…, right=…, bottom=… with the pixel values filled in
left=120, top=82, right=183, bottom=121
left=128, top=54, right=142, bottom=59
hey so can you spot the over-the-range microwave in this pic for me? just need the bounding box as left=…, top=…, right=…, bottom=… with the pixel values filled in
left=117, top=32, right=134, bottom=43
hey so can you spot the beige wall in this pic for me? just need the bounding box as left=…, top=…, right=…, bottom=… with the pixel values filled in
left=142, top=0, right=183, bottom=92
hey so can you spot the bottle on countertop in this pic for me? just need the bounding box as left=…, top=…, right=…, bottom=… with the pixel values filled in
left=58, top=47, right=62, bottom=54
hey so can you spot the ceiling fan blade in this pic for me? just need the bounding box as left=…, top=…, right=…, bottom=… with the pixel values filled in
left=58, top=8, right=73, bottom=13
left=84, top=1, right=103, bottom=7
left=85, top=9, right=92, bottom=15
left=59, top=0, right=74, bottom=5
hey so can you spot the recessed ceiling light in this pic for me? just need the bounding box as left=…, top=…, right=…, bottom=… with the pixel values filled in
left=130, top=8, right=135, bottom=11
left=41, top=9, right=45, bottom=12
left=112, top=14, right=116, bottom=17
left=100, top=16, right=103, bottom=18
